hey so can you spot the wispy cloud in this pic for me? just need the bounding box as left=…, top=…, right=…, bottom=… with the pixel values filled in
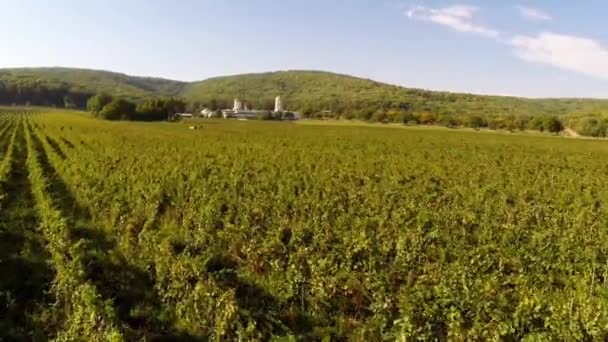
left=406, top=5, right=499, bottom=38
left=516, top=6, right=552, bottom=21
left=406, top=4, right=608, bottom=82
left=510, top=33, right=608, bottom=80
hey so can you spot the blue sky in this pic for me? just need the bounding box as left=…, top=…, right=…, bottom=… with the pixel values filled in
left=1, top=0, right=608, bottom=98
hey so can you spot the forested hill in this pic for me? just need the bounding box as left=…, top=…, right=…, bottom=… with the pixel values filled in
left=182, top=71, right=608, bottom=118
left=0, top=67, right=185, bottom=108
left=2, top=67, right=608, bottom=120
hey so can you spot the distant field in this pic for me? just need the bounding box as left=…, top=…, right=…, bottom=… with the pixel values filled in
left=2, top=109, right=608, bottom=340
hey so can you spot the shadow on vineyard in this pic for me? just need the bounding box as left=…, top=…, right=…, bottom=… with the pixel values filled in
left=205, top=254, right=315, bottom=339
left=30, top=132, right=191, bottom=339
left=59, top=137, right=75, bottom=149
left=44, top=136, right=67, bottom=160
left=0, top=126, right=55, bottom=340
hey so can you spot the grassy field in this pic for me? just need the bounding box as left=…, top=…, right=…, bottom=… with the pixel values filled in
left=2, top=110, right=608, bottom=340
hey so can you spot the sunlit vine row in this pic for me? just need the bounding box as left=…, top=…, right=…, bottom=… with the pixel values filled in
left=23, top=115, right=124, bottom=341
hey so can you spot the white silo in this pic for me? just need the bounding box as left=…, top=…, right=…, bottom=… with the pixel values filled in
left=274, top=96, right=283, bottom=112
left=233, top=99, right=243, bottom=111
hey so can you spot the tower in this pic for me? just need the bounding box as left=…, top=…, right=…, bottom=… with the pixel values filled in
left=274, top=96, right=283, bottom=112
left=233, top=99, right=242, bottom=111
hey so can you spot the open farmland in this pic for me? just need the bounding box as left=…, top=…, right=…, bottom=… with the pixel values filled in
left=2, top=109, right=608, bottom=340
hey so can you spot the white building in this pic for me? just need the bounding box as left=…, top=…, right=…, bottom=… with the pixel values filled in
left=221, top=98, right=260, bottom=119
left=200, top=108, right=215, bottom=118
left=220, top=97, right=300, bottom=120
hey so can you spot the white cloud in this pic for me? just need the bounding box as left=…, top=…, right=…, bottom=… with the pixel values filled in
left=406, top=4, right=608, bottom=82
left=511, top=32, right=608, bottom=80
left=407, top=5, right=499, bottom=38
left=517, top=6, right=552, bottom=21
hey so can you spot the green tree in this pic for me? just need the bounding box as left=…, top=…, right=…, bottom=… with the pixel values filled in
left=544, top=116, right=564, bottom=133
left=466, top=115, right=487, bottom=128
left=370, top=110, right=387, bottom=123
left=395, top=111, right=416, bottom=124
left=164, top=98, right=186, bottom=119
left=99, top=98, right=135, bottom=120
left=528, top=116, right=546, bottom=132
left=417, top=112, right=435, bottom=125
left=87, top=93, right=113, bottom=115
left=136, top=98, right=166, bottom=121
left=136, top=97, right=187, bottom=121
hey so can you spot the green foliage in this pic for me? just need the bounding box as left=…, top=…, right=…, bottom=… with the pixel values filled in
left=567, top=113, right=608, bottom=137
left=87, top=93, right=113, bottom=114
left=0, top=67, right=185, bottom=108
left=181, top=70, right=608, bottom=120
left=135, top=97, right=186, bottom=121
left=467, top=115, right=487, bottom=128
left=99, top=99, right=136, bottom=121
left=544, top=116, right=564, bottom=133
left=526, top=115, right=564, bottom=133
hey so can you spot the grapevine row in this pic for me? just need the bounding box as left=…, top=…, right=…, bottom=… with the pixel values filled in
left=23, top=116, right=125, bottom=341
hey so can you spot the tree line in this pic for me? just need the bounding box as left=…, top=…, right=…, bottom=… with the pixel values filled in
left=331, top=109, right=564, bottom=133
left=563, top=114, right=608, bottom=137
left=87, top=94, right=186, bottom=121
left=0, top=78, right=90, bottom=108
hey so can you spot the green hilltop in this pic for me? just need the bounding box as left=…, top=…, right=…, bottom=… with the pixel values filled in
left=182, top=70, right=608, bottom=118
left=0, top=67, right=185, bottom=106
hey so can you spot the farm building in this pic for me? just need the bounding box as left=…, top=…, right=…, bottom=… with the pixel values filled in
left=220, top=97, right=300, bottom=120
left=221, top=99, right=262, bottom=119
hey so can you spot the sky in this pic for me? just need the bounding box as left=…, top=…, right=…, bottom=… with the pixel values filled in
left=1, top=0, right=608, bottom=98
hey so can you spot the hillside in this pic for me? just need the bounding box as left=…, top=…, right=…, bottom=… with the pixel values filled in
left=2, top=67, right=608, bottom=121
left=0, top=67, right=185, bottom=108
left=181, top=71, right=608, bottom=118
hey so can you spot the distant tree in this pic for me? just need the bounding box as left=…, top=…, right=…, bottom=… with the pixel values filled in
left=466, top=115, right=487, bottom=128
left=341, top=112, right=355, bottom=120
left=577, top=117, right=603, bottom=137
left=386, top=109, right=401, bottom=122
left=99, top=98, right=135, bottom=120
left=136, top=98, right=166, bottom=121
left=87, top=93, right=113, bottom=115
left=136, top=97, right=187, bottom=121
left=417, top=112, right=435, bottom=125
left=487, top=117, right=505, bottom=130
left=370, top=110, right=387, bottom=122
left=544, top=116, right=564, bottom=133
left=395, top=111, right=416, bottom=124
left=187, top=101, right=202, bottom=113
left=514, top=116, right=531, bottom=131
left=502, top=115, right=519, bottom=132
left=438, top=114, right=459, bottom=128
left=528, top=116, right=546, bottom=132
left=358, top=108, right=374, bottom=121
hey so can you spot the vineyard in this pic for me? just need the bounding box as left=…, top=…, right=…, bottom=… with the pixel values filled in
left=1, top=109, right=608, bottom=340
